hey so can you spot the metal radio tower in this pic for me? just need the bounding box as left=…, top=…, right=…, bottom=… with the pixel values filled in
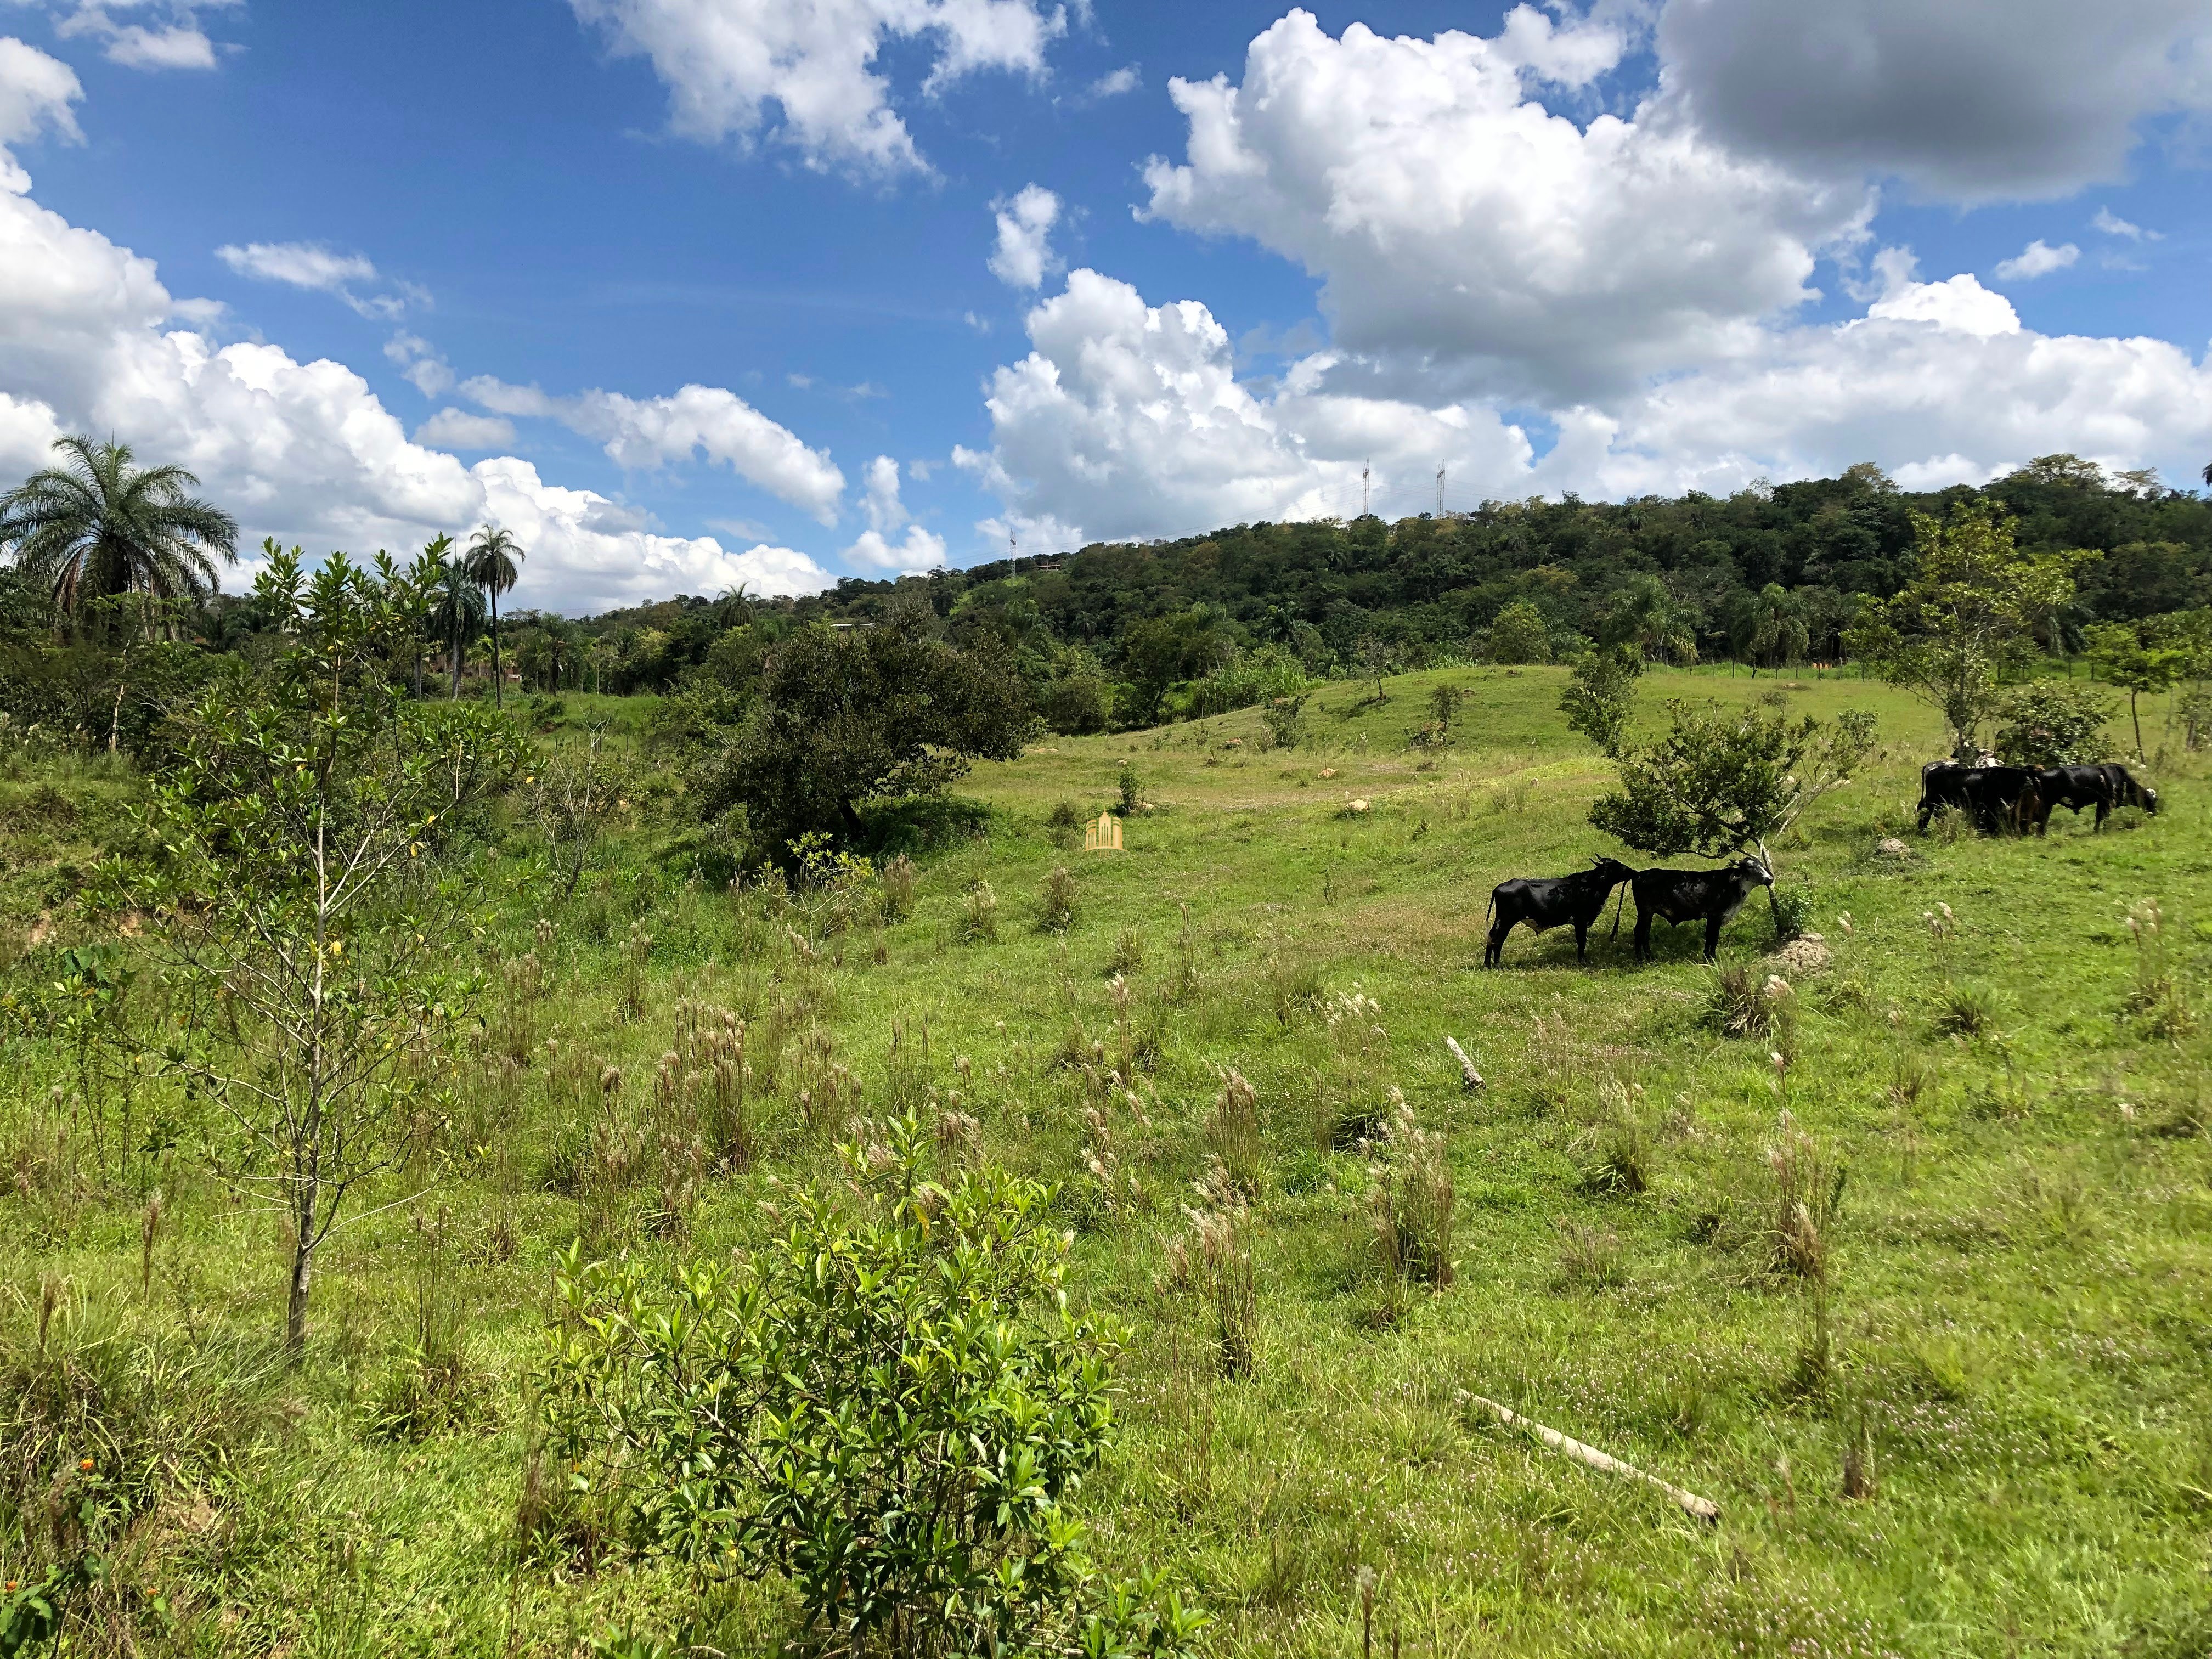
left=1361, top=459, right=1371, bottom=519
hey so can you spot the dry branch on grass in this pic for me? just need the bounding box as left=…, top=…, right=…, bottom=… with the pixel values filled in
left=1465, top=1393, right=1720, bottom=1525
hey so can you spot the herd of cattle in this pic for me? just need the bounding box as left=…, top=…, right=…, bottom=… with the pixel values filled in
left=1483, top=756, right=2160, bottom=968
left=1915, top=758, right=2157, bottom=837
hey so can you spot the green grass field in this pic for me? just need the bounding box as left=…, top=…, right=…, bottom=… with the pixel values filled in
left=6, top=664, right=2211, bottom=1657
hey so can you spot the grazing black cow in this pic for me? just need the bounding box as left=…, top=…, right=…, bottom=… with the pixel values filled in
left=1483, top=857, right=1636, bottom=967
left=2100, top=762, right=2159, bottom=816
left=1917, top=761, right=1972, bottom=829
left=1919, top=763, right=2041, bottom=834
left=2032, top=764, right=2115, bottom=832
left=1961, top=766, right=2043, bottom=836
left=1630, top=858, right=1774, bottom=963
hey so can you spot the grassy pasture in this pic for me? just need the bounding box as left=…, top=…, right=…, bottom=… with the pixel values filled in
left=4, top=664, right=2211, bottom=1656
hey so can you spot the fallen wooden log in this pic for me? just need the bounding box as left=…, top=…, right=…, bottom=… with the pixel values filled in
left=1466, top=1393, right=1720, bottom=1525
left=1444, top=1036, right=1484, bottom=1091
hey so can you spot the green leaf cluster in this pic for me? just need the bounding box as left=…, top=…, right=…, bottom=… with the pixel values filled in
left=538, top=1113, right=1206, bottom=1658
left=1590, top=701, right=1876, bottom=868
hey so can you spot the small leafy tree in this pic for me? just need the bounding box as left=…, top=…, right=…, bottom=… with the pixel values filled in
left=1559, top=644, right=1641, bottom=757
left=527, top=723, right=627, bottom=896
left=103, top=546, right=523, bottom=1356
left=538, top=1113, right=1206, bottom=1658
left=1260, top=691, right=1308, bottom=749
left=693, top=613, right=1037, bottom=860
left=1845, top=500, right=2094, bottom=748
left=1589, top=701, right=1876, bottom=939
left=2085, top=618, right=2191, bottom=760
left=1483, top=601, right=1551, bottom=665
left=1990, top=679, right=2114, bottom=768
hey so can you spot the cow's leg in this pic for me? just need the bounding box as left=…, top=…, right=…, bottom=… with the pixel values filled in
left=1633, top=909, right=1653, bottom=964
left=1573, top=920, right=1589, bottom=962
left=1485, top=918, right=1509, bottom=968
left=1703, top=913, right=1724, bottom=962
left=1917, top=800, right=1934, bottom=831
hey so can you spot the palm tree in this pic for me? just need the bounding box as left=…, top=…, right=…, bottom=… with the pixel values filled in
left=1602, top=573, right=1701, bottom=666
left=429, top=551, right=484, bottom=698
left=0, top=435, right=237, bottom=635
left=463, top=525, right=524, bottom=709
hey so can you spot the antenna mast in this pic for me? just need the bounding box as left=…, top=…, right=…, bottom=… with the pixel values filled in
left=1436, top=462, right=1446, bottom=518
left=1361, top=459, right=1371, bottom=520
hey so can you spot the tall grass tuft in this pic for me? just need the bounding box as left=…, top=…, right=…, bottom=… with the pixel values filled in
left=1205, top=1066, right=1265, bottom=1198
left=1767, top=1113, right=1844, bottom=1281
left=1178, top=1163, right=1257, bottom=1380
left=1365, top=1090, right=1455, bottom=1286
left=619, top=921, right=652, bottom=1021
left=1110, top=926, right=1146, bottom=977
left=1037, top=865, right=1077, bottom=934
left=878, top=854, right=917, bottom=924
left=2124, top=898, right=2194, bottom=1038
left=961, top=879, right=1000, bottom=945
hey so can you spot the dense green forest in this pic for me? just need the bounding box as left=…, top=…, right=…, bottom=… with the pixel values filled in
left=505, top=455, right=2212, bottom=718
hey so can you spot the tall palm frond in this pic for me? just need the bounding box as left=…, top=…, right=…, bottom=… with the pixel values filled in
left=463, top=524, right=525, bottom=708
left=0, top=436, right=238, bottom=631
left=430, top=552, right=485, bottom=698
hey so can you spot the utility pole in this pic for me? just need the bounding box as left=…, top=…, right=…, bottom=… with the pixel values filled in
left=1361, top=459, right=1371, bottom=520
left=1436, top=461, right=1446, bottom=519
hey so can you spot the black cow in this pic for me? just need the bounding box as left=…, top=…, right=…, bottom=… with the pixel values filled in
left=1961, top=766, right=2043, bottom=836
left=1483, top=857, right=1636, bottom=968
left=1919, top=763, right=2041, bottom=834
left=2032, top=764, right=2114, bottom=831
left=1917, top=761, right=1971, bottom=828
left=2100, top=763, right=2159, bottom=816
left=1630, top=858, right=1774, bottom=963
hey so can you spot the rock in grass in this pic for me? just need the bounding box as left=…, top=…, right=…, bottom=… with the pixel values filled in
left=1875, top=837, right=1910, bottom=859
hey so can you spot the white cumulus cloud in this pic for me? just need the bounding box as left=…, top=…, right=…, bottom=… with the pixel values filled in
left=567, top=0, right=1065, bottom=176
left=843, top=453, right=945, bottom=570
left=0, top=35, right=80, bottom=190
left=1142, top=9, right=1870, bottom=404
left=960, top=263, right=2212, bottom=552
left=0, top=37, right=836, bottom=611
left=414, top=408, right=515, bottom=450
left=987, top=184, right=1059, bottom=289
left=460, top=376, right=846, bottom=524
left=1993, top=239, right=2079, bottom=280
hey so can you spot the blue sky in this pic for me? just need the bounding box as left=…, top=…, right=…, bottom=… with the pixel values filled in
left=1, top=0, right=2209, bottom=611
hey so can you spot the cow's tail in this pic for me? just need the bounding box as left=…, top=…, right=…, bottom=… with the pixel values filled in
left=1608, top=877, right=1627, bottom=942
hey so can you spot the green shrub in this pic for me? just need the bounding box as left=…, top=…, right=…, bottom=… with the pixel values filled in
left=1769, top=882, right=1815, bottom=943
left=539, top=1114, right=1205, bottom=1657
left=1991, top=678, right=2114, bottom=767
left=1483, top=601, right=1552, bottom=665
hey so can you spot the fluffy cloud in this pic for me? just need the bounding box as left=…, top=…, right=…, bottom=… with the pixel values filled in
left=568, top=0, right=1064, bottom=175
left=986, top=184, right=1059, bottom=290
left=0, top=37, right=836, bottom=611
left=1993, top=239, right=2079, bottom=281
left=0, top=35, right=80, bottom=190
left=961, top=268, right=1542, bottom=543
left=843, top=453, right=945, bottom=571
left=383, top=331, right=454, bottom=397
left=460, top=376, right=845, bottom=523
left=962, top=264, right=2212, bottom=551
left=216, top=240, right=425, bottom=319
left=414, top=407, right=515, bottom=450
left=1142, top=9, right=1870, bottom=404
left=1657, top=0, right=2212, bottom=201
left=54, top=2, right=238, bottom=71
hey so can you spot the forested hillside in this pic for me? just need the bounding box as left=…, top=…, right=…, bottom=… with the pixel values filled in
left=526, top=456, right=2212, bottom=719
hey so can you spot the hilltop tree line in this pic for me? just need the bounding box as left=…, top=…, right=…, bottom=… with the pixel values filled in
left=505, top=453, right=2212, bottom=725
